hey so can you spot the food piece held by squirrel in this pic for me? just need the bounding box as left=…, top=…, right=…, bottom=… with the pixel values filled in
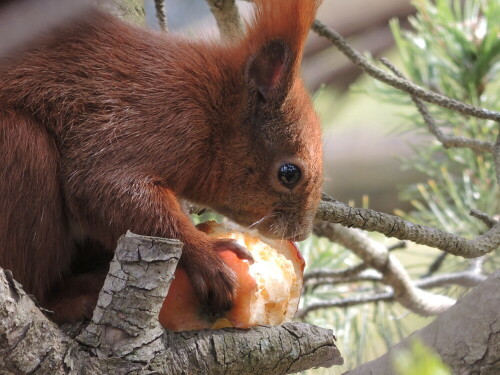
left=159, top=221, right=305, bottom=331
left=0, top=0, right=323, bottom=323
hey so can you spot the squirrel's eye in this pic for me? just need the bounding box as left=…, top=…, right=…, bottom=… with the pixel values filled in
left=278, top=164, right=301, bottom=186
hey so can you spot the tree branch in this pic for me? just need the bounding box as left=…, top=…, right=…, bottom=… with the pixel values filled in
left=312, top=222, right=456, bottom=316
left=317, top=194, right=500, bottom=259
left=379, top=58, right=495, bottom=154
left=205, top=0, right=244, bottom=40
left=297, top=270, right=486, bottom=319
left=153, top=0, right=167, bottom=32
left=0, top=233, right=343, bottom=374
left=77, top=232, right=182, bottom=360
left=304, top=263, right=368, bottom=284
left=311, top=19, right=500, bottom=122
left=494, top=124, right=500, bottom=183
left=346, top=270, right=500, bottom=375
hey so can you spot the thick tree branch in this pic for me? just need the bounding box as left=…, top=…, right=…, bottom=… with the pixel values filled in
left=346, top=270, right=500, bottom=375
left=0, top=233, right=343, bottom=374
left=311, top=19, right=500, bottom=122
left=317, top=194, right=500, bottom=258
left=77, top=232, right=182, bottom=360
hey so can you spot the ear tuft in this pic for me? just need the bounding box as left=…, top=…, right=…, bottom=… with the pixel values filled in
left=246, top=40, right=290, bottom=102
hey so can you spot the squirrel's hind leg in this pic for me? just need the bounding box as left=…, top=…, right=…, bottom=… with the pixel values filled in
left=0, top=110, right=73, bottom=316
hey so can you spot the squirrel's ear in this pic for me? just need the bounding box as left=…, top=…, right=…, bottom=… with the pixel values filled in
left=246, top=40, right=291, bottom=102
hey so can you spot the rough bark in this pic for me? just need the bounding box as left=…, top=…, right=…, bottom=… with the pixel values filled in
left=317, top=195, right=500, bottom=259
left=0, top=233, right=343, bottom=374
left=346, top=270, right=500, bottom=375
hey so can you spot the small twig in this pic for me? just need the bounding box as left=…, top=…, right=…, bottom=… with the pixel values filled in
left=304, top=263, right=368, bottom=283
left=314, top=222, right=456, bottom=316
left=298, top=270, right=486, bottom=319
left=470, top=209, right=497, bottom=229
left=494, top=125, right=500, bottom=183
left=296, top=293, right=393, bottom=318
left=318, top=194, right=500, bottom=259
left=380, top=58, right=495, bottom=154
left=154, top=0, right=167, bottom=32
left=423, top=252, right=448, bottom=278
left=304, top=271, right=383, bottom=290
left=311, top=20, right=500, bottom=122
left=387, top=241, right=407, bottom=251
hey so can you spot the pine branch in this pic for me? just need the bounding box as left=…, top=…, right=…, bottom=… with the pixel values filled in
left=304, top=270, right=382, bottom=290
left=380, top=58, right=495, bottom=154
left=470, top=209, right=498, bottom=229
left=495, top=127, right=500, bottom=184
left=313, top=222, right=456, bottom=316
left=311, top=20, right=500, bottom=123
left=297, top=293, right=394, bottom=318
left=304, top=263, right=368, bottom=284
left=297, top=270, right=486, bottom=319
left=423, top=252, right=448, bottom=278
left=317, top=194, right=500, bottom=259
left=387, top=241, right=407, bottom=251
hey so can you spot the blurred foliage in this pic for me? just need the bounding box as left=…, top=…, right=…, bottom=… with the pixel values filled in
left=389, top=0, right=500, bottom=275
left=301, top=0, right=499, bottom=373
left=393, top=339, right=451, bottom=375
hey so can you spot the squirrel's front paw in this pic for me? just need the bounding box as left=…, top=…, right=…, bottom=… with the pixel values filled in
left=180, top=238, right=252, bottom=316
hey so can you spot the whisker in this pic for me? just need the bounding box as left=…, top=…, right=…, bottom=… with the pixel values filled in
left=280, top=217, right=288, bottom=243
left=247, top=210, right=276, bottom=229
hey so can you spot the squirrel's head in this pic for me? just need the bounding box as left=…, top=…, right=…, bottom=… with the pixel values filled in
left=207, top=0, right=323, bottom=241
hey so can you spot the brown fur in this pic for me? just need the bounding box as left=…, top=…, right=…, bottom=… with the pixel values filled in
left=0, top=0, right=323, bottom=323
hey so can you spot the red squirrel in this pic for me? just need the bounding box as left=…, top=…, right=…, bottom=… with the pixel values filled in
left=0, top=0, right=323, bottom=323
